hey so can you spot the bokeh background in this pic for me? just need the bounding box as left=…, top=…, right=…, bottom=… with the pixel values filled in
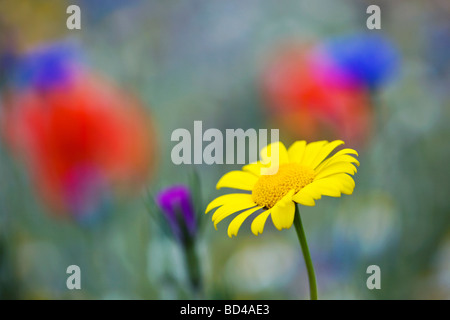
left=0, top=0, right=449, bottom=300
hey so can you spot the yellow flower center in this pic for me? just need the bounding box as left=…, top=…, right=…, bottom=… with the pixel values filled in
left=252, top=163, right=315, bottom=208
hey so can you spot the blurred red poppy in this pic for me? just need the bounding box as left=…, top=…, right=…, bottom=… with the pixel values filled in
left=260, top=44, right=373, bottom=147
left=1, top=73, right=157, bottom=220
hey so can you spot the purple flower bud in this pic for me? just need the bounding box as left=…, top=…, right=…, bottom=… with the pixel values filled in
left=155, top=185, right=197, bottom=240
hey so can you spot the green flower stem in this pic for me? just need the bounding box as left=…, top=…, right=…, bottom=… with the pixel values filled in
left=183, top=237, right=202, bottom=298
left=293, top=205, right=318, bottom=300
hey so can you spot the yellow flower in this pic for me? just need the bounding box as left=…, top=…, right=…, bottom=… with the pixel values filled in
left=205, top=140, right=359, bottom=237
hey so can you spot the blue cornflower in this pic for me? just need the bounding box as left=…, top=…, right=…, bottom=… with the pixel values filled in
left=323, top=33, right=400, bottom=90
left=12, top=40, right=82, bottom=91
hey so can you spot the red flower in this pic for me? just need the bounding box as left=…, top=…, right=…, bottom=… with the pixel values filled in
left=2, top=73, right=157, bottom=220
left=260, top=44, right=373, bottom=147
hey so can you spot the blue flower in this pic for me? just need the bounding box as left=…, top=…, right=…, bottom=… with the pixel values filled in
left=12, top=40, right=82, bottom=91
left=323, top=33, right=400, bottom=90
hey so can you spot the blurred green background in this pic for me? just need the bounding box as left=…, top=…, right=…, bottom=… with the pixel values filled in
left=0, top=0, right=449, bottom=300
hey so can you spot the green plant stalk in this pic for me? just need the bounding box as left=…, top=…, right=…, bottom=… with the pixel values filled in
left=183, top=237, right=202, bottom=298
left=293, top=205, right=318, bottom=300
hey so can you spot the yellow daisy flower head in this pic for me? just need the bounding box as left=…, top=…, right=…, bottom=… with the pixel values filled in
left=205, top=140, right=359, bottom=237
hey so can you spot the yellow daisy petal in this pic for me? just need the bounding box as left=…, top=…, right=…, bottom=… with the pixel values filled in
left=216, top=171, right=258, bottom=190
left=292, top=190, right=316, bottom=206
left=303, top=180, right=342, bottom=197
left=212, top=196, right=256, bottom=225
left=260, top=141, right=289, bottom=167
left=287, top=140, right=307, bottom=164
left=242, top=161, right=266, bottom=177
left=301, top=140, right=328, bottom=167
left=251, top=209, right=273, bottom=236
left=314, top=162, right=357, bottom=180
left=331, top=148, right=359, bottom=158
left=270, top=189, right=296, bottom=230
left=325, top=154, right=360, bottom=167
left=214, top=205, right=257, bottom=230
left=316, top=173, right=355, bottom=195
left=227, top=206, right=262, bottom=238
left=310, top=140, right=345, bottom=169
left=205, top=193, right=252, bottom=213
left=294, top=177, right=348, bottom=201
left=295, top=184, right=322, bottom=200
left=315, top=148, right=359, bottom=172
left=335, top=174, right=356, bottom=194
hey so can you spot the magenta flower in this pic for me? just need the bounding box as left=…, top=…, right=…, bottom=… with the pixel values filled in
left=154, top=184, right=202, bottom=294
left=155, top=185, right=197, bottom=240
